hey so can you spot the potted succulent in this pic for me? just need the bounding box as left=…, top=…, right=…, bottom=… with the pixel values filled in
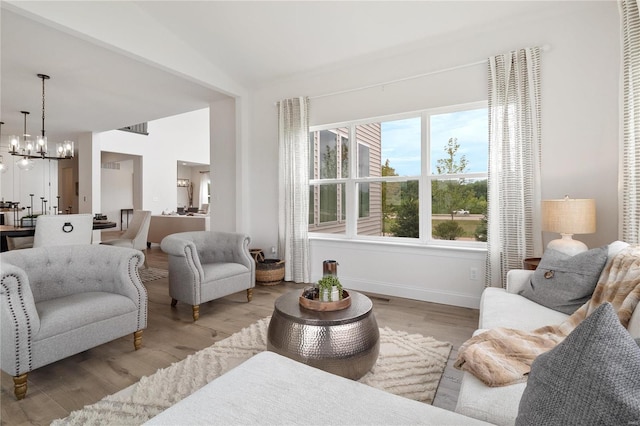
left=317, top=275, right=343, bottom=302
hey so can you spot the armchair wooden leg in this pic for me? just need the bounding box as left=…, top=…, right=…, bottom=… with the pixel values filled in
left=171, top=298, right=178, bottom=307
left=247, top=288, right=253, bottom=302
left=133, top=330, right=143, bottom=350
left=13, top=373, right=27, bottom=400
left=192, top=305, right=200, bottom=321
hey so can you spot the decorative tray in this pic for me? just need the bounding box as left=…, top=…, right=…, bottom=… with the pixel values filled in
left=299, top=289, right=351, bottom=312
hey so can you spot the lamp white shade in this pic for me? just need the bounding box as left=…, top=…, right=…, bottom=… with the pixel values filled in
left=542, top=198, right=596, bottom=256
left=542, top=198, right=596, bottom=234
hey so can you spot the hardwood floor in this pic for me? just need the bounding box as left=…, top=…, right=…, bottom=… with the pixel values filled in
left=1, top=238, right=479, bottom=425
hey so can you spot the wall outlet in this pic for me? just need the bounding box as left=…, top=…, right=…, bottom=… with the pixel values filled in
left=270, top=246, right=276, bottom=254
left=469, top=267, right=479, bottom=280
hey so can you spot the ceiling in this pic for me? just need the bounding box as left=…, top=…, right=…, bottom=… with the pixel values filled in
left=1, top=1, right=561, bottom=143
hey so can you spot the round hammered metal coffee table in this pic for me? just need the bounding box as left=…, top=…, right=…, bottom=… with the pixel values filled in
left=267, top=290, right=380, bottom=380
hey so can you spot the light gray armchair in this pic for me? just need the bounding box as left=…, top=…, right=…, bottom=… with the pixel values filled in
left=160, top=231, right=255, bottom=321
left=0, top=244, right=148, bottom=400
left=101, top=210, right=152, bottom=268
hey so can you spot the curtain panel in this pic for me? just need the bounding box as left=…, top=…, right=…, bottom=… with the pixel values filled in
left=620, top=0, right=640, bottom=245
left=278, top=97, right=311, bottom=283
left=486, top=47, right=543, bottom=288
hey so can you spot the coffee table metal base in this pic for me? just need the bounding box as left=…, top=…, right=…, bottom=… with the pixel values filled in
left=267, top=290, right=379, bottom=380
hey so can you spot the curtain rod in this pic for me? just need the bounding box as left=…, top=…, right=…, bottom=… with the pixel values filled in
left=307, top=44, right=551, bottom=101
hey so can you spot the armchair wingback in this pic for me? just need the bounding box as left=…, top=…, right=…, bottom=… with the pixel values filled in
left=0, top=244, right=147, bottom=399
left=161, top=231, right=255, bottom=321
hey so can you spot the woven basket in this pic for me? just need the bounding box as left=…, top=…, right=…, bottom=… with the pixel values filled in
left=256, top=259, right=285, bottom=285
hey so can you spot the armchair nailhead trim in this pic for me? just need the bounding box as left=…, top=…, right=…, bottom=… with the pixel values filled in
left=128, top=256, right=148, bottom=328
left=1, top=274, right=33, bottom=374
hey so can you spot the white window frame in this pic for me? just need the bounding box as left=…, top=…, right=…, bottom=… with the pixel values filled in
left=309, top=101, right=488, bottom=248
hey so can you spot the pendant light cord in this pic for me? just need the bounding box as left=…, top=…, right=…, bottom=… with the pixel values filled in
left=38, top=74, right=50, bottom=138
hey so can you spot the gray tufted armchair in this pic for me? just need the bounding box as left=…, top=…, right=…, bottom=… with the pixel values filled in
left=160, top=231, right=255, bottom=321
left=0, top=244, right=148, bottom=399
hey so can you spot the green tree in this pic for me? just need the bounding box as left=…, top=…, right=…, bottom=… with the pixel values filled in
left=474, top=211, right=488, bottom=242
left=433, top=220, right=465, bottom=240
left=391, top=180, right=419, bottom=238
left=432, top=137, right=474, bottom=220
left=381, top=159, right=398, bottom=234
left=436, top=137, right=468, bottom=175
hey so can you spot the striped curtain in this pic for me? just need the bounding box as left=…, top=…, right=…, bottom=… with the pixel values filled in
left=278, top=97, right=311, bottom=283
left=486, top=47, right=543, bottom=288
left=620, top=0, right=640, bottom=245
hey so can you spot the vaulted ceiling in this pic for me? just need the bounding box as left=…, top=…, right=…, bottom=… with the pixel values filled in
left=1, top=1, right=561, bottom=142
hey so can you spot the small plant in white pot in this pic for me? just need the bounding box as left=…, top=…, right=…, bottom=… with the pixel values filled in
left=317, top=275, right=343, bottom=302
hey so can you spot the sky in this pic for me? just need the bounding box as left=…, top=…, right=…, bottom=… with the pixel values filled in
left=380, top=108, right=488, bottom=176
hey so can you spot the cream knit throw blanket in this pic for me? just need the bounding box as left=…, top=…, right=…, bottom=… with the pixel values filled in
left=454, top=245, right=640, bottom=387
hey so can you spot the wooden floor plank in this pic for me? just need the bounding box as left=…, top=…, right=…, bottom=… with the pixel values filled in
left=1, top=240, right=479, bottom=425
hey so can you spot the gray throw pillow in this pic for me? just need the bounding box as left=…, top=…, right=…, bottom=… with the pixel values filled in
left=516, top=303, right=640, bottom=426
left=518, top=246, right=607, bottom=314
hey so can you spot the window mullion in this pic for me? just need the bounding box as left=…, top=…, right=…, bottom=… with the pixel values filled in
left=345, top=124, right=357, bottom=237
left=422, top=111, right=430, bottom=243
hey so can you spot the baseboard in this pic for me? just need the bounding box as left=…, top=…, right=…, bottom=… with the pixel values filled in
left=343, top=277, right=481, bottom=309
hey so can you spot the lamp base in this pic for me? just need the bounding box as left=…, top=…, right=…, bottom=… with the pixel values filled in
left=547, top=234, right=588, bottom=256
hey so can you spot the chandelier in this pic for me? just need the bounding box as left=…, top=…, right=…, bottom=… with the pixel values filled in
left=8, top=74, right=75, bottom=163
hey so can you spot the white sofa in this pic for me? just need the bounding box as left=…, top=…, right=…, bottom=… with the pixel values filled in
left=455, top=242, right=640, bottom=425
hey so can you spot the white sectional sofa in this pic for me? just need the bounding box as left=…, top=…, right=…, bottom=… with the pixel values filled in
left=455, top=242, right=640, bottom=425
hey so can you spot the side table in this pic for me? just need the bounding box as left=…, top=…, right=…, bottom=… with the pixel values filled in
left=267, top=290, right=380, bottom=380
left=523, top=257, right=541, bottom=270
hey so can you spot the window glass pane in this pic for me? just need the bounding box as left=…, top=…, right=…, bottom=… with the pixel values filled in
left=431, top=178, right=487, bottom=241
left=341, top=135, right=349, bottom=179
left=309, top=132, right=315, bottom=180
left=318, top=128, right=348, bottom=179
left=319, top=130, right=337, bottom=179
left=309, top=183, right=346, bottom=234
left=359, top=183, right=370, bottom=218
left=378, top=117, right=421, bottom=178
left=358, top=143, right=370, bottom=219
left=358, top=143, right=370, bottom=177
left=357, top=180, right=419, bottom=238
left=309, top=185, right=314, bottom=225
left=430, top=108, right=488, bottom=174
left=320, top=184, right=337, bottom=222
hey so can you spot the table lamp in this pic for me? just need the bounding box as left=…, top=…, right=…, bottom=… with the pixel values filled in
left=541, top=196, right=596, bottom=256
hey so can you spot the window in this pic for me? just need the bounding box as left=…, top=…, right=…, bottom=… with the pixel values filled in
left=358, top=143, right=370, bottom=218
left=309, top=102, right=488, bottom=245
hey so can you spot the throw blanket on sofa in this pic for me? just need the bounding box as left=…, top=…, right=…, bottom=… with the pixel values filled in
left=454, top=245, right=640, bottom=387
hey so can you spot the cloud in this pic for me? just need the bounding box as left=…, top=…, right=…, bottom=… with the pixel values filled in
left=379, top=108, right=487, bottom=175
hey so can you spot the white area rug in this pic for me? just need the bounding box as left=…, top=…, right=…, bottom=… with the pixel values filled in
left=138, top=267, right=168, bottom=283
left=52, top=318, right=452, bottom=425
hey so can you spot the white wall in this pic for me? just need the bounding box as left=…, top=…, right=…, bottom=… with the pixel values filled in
left=246, top=2, right=620, bottom=308
left=210, top=98, right=237, bottom=231
left=99, top=108, right=210, bottom=216
left=0, top=155, right=59, bottom=223
left=101, top=159, right=133, bottom=230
